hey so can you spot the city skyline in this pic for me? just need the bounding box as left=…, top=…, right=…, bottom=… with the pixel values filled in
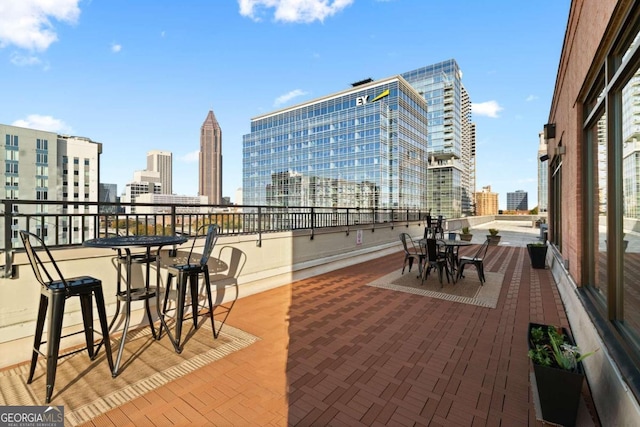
left=0, top=0, right=570, bottom=209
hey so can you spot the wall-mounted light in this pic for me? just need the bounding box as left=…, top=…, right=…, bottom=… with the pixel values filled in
left=544, top=123, right=556, bottom=139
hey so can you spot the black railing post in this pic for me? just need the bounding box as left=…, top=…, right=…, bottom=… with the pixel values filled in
left=256, top=206, right=262, bottom=247
left=2, top=200, right=13, bottom=278
left=310, top=207, right=315, bottom=240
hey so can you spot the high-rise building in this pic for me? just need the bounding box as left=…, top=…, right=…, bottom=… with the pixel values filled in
left=401, top=59, right=476, bottom=219
left=147, top=150, right=172, bottom=195
left=1, top=124, right=101, bottom=245
left=199, top=110, right=223, bottom=205
left=121, top=170, right=162, bottom=213
left=475, top=185, right=498, bottom=216
left=242, top=76, right=429, bottom=209
left=507, top=190, right=528, bottom=211
left=537, top=131, right=548, bottom=213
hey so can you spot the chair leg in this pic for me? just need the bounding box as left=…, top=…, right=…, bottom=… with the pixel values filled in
left=175, top=272, right=189, bottom=350
left=28, top=294, right=48, bottom=384
left=79, top=293, right=95, bottom=359
left=45, top=293, right=66, bottom=403
left=93, top=288, right=115, bottom=376
left=203, top=273, right=217, bottom=339
left=189, top=274, right=199, bottom=328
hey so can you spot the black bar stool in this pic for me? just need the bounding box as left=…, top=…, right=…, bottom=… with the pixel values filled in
left=20, top=230, right=114, bottom=403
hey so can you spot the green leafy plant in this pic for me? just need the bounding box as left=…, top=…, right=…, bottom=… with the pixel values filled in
left=488, top=228, right=499, bottom=236
left=528, top=325, right=597, bottom=371
left=461, top=226, right=470, bottom=234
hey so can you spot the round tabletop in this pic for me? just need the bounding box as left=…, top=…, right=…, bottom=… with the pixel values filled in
left=83, top=235, right=187, bottom=249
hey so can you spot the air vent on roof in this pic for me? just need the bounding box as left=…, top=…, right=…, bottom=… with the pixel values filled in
left=351, top=78, right=373, bottom=87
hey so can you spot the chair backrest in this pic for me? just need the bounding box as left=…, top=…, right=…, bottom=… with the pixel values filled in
left=471, top=238, right=490, bottom=261
left=400, top=233, right=420, bottom=255
left=19, top=230, right=66, bottom=290
left=199, top=224, right=219, bottom=266
left=426, top=238, right=439, bottom=260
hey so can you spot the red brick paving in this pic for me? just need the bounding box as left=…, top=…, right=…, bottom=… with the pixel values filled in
left=74, top=245, right=600, bottom=426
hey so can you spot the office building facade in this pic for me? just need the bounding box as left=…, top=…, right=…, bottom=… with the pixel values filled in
left=199, top=110, right=223, bottom=205
left=506, top=190, right=528, bottom=211
left=401, top=59, right=476, bottom=219
left=242, top=76, right=429, bottom=209
left=1, top=124, right=101, bottom=245
left=475, top=185, right=498, bottom=216
left=147, top=150, right=172, bottom=195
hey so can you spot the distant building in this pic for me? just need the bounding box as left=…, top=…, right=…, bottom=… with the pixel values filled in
left=401, top=59, right=476, bottom=218
left=200, top=110, right=223, bottom=205
left=475, top=185, right=498, bottom=216
left=134, top=193, right=209, bottom=214
left=538, top=131, right=548, bottom=212
left=242, top=75, right=429, bottom=209
left=121, top=170, right=162, bottom=213
left=147, top=150, right=172, bottom=195
left=99, top=183, right=118, bottom=213
left=507, top=190, right=528, bottom=211
left=0, top=124, right=101, bottom=245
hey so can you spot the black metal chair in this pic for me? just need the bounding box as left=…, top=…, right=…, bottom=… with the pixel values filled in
left=400, top=233, right=426, bottom=276
left=422, top=238, right=450, bottom=286
left=457, top=238, right=490, bottom=284
left=162, top=224, right=218, bottom=352
left=19, top=230, right=114, bottom=403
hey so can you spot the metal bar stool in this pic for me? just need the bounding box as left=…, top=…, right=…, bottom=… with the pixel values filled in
left=20, top=230, right=114, bottom=403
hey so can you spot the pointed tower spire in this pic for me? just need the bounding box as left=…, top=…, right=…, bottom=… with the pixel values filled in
left=199, top=109, right=223, bottom=204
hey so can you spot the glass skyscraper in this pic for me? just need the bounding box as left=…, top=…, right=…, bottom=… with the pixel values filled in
left=401, top=59, right=475, bottom=218
left=242, top=76, right=429, bottom=209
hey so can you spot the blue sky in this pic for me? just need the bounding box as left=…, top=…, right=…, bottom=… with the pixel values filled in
left=0, top=0, right=570, bottom=209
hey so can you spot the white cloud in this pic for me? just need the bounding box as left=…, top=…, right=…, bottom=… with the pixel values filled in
left=0, top=0, right=81, bottom=51
left=472, top=100, right=503, bottom=118
left=180, top=150, right=200, bottom=163
left=12, top=114, right=73, bottom=133
left=111, top=43, right=122, bottom=53
left=274, top=89, right=309, bottom=107
left=10, top=52, right=42, bottom=66
left=238, top=0, right=354, bottom=23
left=526, top=95, right=539, bottom=102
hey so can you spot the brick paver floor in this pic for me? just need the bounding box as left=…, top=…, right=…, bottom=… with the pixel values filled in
left=77, top=244, right=599, bottom=426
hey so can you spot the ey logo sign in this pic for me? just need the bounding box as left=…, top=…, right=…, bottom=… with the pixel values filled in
left=356, top=89, right=390, bottom=106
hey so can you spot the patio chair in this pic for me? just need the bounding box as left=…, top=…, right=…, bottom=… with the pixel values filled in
left=19, top=230, right=114, bottom=403
left=457, top=237, right=490, bottom=284
left=162, top=224, right=218, bottom=352
left=400, top=233, right=426, bottom=276
left=422, top=238, right=450, bottom=286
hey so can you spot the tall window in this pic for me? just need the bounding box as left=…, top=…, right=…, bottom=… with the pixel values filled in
left=583, top=11, right=640, bottom=355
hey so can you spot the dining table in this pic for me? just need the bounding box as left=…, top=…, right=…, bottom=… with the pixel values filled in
left=83, top=234, right=188, bottom=375
left=419, top=238, right=472, bottom=283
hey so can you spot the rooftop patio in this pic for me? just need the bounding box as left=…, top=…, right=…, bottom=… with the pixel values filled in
left=1, top=222, right=601, bottom=426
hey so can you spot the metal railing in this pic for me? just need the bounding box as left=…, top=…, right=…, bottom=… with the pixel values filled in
left=1, top=199, right=429, bottom=278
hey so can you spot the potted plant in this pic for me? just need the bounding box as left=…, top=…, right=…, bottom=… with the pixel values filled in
left=527, top=242, right=548, bottom=269
left=459, top=226, right=473, bottom=242
left=528, top=323, right=596, bottom=426
left=486, top=228, right=501, bottom=246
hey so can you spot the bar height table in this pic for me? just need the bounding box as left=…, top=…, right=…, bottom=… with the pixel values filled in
left=83, top=235, right=187, bottom=375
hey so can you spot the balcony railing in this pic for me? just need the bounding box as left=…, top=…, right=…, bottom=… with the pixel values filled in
left=1, top=199, right=430, bottom=278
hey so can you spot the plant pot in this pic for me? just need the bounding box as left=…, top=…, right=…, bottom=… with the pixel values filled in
left=528, top=323, right=584, bottom=426
left=527, top=244, right=548, bottom=269
left=486, top=235, right=501, bottom=246
left=459, top=233, right=473, bottom=242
